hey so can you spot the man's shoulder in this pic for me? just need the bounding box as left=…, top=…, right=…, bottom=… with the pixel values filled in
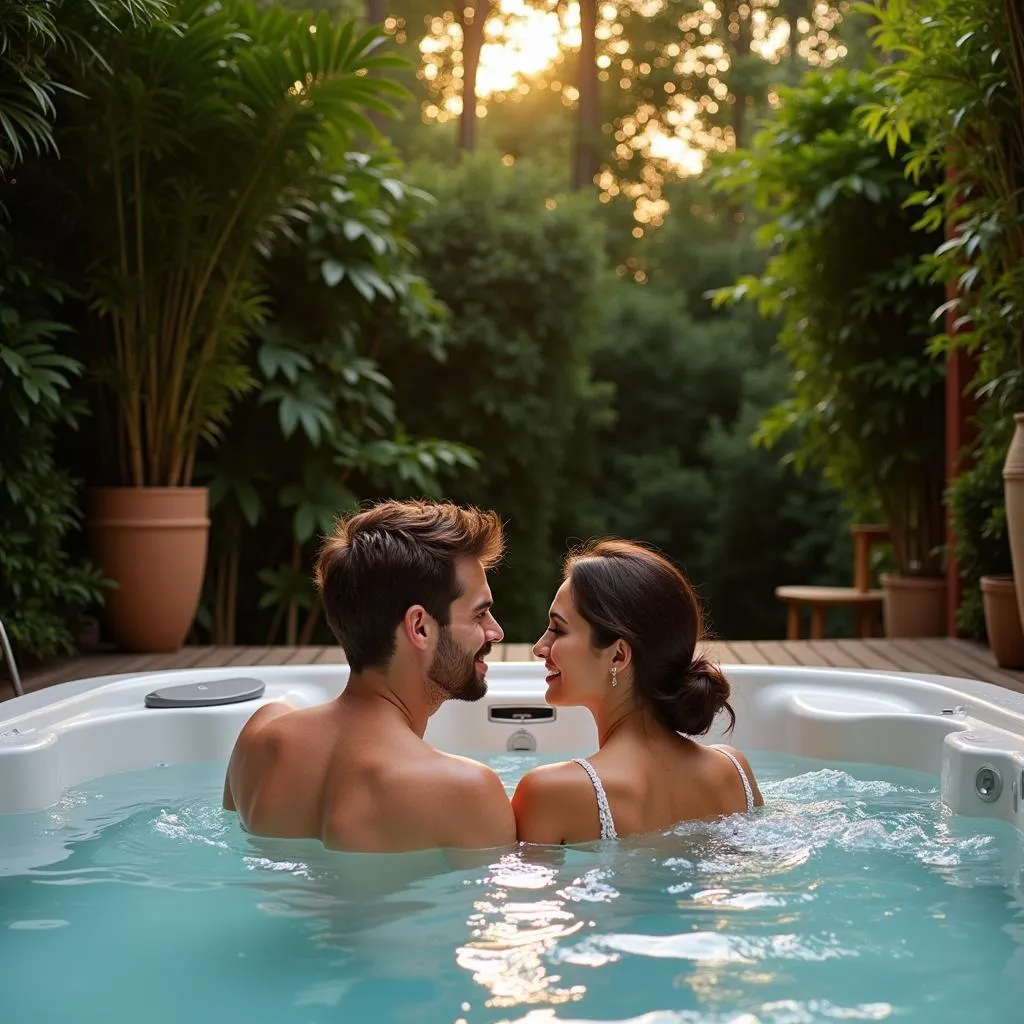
left=436, top=749, right=503, bottom=781
left=223, top=701, right=300, bottom=819
left=391, top=748, right=506, bottom=800
left=381, top=748, right=514, bottom=849
left=235, top=700, right=299, bottom=747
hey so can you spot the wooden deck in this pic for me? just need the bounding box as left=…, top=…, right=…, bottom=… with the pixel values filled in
left=4, top=636, right=1024, bottom=703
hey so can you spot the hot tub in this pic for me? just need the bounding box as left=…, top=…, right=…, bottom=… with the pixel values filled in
left=2, top=662, right=1024, bottom=1024
left=2, top=662, right=1024, bottom=824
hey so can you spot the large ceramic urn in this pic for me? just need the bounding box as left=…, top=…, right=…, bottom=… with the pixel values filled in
left=1002, top=413, right=1024, bottom=635
left=87, top=487, right=210, bottom=652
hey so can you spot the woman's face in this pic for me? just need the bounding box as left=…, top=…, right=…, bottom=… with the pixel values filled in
left=532, top=578, right=613, bottom=708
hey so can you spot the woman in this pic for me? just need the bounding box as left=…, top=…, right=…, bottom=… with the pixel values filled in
left=512, top=539, right=762, bottom=844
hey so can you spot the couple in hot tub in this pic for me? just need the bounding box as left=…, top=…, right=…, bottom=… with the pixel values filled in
left=223, top=499, right=763, bottom=851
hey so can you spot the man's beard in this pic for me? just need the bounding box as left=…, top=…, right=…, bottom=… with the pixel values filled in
left=429, top=627, right=490, bottom=702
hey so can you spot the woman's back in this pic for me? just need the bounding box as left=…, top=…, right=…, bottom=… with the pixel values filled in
left=513, top=734, right=761, bottom=844
left=572, top=738, right=758, bottom=840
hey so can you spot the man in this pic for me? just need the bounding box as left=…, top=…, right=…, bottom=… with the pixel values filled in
left=222, top=499, right=515, bottom=853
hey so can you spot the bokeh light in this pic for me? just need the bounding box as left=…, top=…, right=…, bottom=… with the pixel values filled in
left=404, top=0, right=850, bottom=221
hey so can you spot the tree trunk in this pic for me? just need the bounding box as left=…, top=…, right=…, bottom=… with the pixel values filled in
left=785, top=0, right=803, bottom=77
left=285, top=540, right=301, bottom=646
left=365, top=0, right=389, bottom=132
left=299, top=604, right=321, bottom=646
left=725, top=0, right=752, bottom=152
left=572, top=0, right=600, bottom=189
left=213, top=552, right=227, bottom=645
left=459, top=0, right=489, bottom=151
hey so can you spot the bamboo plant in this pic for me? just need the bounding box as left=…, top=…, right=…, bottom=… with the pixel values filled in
left=58, top=0, right=406, bottom=486
left=859, top=0, right=1024, bottom=399
left=0, top=0, right=168, bottom=175
left=858, top=0, right=1024, bottom=615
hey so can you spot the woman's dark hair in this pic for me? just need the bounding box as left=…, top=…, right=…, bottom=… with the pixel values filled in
left=564, top=538, right=735, bottom=735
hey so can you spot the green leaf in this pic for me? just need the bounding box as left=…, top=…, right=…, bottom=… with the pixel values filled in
left=258, top=338, right=312, bottom=383
left=294, top=504, right=316, bottom=543
left=236, top=482, right=263, bottom=527
left=381, top=178, right=404, bottom=202
left=321, top=259, right=345, bottom=287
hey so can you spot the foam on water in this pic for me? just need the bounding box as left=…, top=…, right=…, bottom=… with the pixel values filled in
left=1, top=752, right=1024, bottom=1024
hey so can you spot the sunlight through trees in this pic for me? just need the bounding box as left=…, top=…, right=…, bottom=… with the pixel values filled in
left=407, top=0, right=851, bottom=222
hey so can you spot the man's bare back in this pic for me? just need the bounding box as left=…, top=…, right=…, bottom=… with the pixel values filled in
left=224, top=692, right=515, bottom=852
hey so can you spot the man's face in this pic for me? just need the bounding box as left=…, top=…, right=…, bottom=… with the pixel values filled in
left=428, top=558, right=503, bottom=702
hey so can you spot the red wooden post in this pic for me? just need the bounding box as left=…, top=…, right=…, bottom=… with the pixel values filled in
left=943, top=165, right=979, bottom=635
left=945, top=347, right=979, bottom=635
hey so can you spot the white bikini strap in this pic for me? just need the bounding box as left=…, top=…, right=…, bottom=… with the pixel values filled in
left=714, top=746, right=755, bottom=812
left=572, top=758, right=618, bottom=840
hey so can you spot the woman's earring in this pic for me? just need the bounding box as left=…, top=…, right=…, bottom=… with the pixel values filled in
left=611, top=666, right=618, bottom=688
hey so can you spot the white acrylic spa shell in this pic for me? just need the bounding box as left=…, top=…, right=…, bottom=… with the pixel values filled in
left=2, top=662, right=1024, bottom=830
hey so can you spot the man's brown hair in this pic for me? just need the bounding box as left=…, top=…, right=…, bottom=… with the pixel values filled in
left=314, top=499, right=505, bottom=671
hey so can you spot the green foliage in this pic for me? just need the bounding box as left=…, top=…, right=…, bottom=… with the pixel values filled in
left=0, top=0, right=167, bottom=174
left=859, top=0, right=1024, bottom=398
left=33, top=0, right=409, bottom=487
left=948, top=430, right=1014, bottom=640
left=858, top=0, right=1024, bottom=386
left=713, top=67, right=946, bottom=577
left=585, top=197, right=850, bottom=639
left=0, top=236, right=107, bottom=664
left=641, top=177, right=773, bottom=304
left=0, top=0, right=911, bottom=660
left=858, top=0, right=1024, bottom=624
left=586, top=285, right=748, bottom=557
left=694, top=364, right=853, bottom=638
left=380, top=152, right=609, bottom=639
left=0, top=0, right=161, bottom=664
left=195, top=150, right=474, bottom=644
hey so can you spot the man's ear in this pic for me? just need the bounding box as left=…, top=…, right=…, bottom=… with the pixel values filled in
left=403, top=605, right=432, bottom=651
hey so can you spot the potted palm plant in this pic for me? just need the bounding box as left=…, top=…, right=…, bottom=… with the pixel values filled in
left=51, top=0, right=404, bottom=650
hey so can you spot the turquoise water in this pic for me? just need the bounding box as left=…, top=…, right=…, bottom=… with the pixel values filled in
left=2, top=752, right=1024, bottom=1024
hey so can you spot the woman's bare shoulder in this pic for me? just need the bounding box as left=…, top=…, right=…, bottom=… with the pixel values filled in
left=711, top=744, right=764, bottom=807
left=511, top=759, right=594, bottom=844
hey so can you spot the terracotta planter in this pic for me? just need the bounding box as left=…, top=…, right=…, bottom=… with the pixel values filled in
left=1002, top=412, right=1024, bottom=630
left=980, top=575, right=1024, bottom=669
left=87, top=487, right=210, bottom=652
left=881, top=573, right=947, bottom=638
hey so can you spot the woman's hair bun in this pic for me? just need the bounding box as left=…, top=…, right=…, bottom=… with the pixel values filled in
left=665, top=657, right=736, bottom=736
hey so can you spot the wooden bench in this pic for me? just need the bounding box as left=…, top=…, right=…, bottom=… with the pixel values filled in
left=775, top=524, right=889, bottom=640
